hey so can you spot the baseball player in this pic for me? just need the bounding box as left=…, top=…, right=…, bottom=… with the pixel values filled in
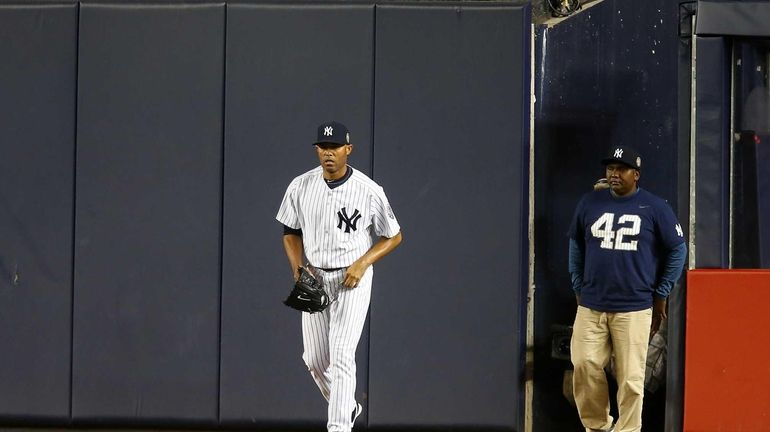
left=276, top=121, right=402, bottom=432
left=567, top=146, right=686, bottom=432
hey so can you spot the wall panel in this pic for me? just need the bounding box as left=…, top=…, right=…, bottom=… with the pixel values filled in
left=370, top=4, right=529, bottom=429
left=0, top=2, right=77, bottom=421
left=220, top=2, right=374, bottom=426
left=694, top=36, right=730, bottom=268
left=73, top=3, right=224, bottom=423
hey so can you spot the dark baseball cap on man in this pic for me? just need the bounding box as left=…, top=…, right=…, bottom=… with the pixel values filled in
left=601, top=145, right=642, bottom=170
left=313, top=121, right=350, bottom=146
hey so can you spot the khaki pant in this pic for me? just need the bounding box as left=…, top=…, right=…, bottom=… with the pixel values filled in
left=571, top=306, right=652, bottom=432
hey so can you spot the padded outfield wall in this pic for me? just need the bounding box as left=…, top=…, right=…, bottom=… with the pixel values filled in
left=0, top=1, right=530, bottom=430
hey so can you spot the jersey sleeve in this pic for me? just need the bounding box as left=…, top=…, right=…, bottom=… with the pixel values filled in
left=654, top=200, right=686, bottom=250
left=276, top=180, right=301, bottom=229
left=370, top=187, right=401, bottom=238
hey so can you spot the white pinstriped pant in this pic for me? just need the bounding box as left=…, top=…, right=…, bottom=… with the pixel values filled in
left=302, top=267, right=372, bottom=432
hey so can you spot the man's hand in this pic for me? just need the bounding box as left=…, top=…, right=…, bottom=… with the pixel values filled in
left=343, top=259, right=370, bottom=288
left=576, top=294, right=581, bottom=306
left=342, top=232, right=402, bottom=288
left=651, top=296, right=667, bottom=337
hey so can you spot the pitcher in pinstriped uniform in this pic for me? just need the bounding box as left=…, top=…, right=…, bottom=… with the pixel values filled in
left=276, top=121, right=402, bottom=432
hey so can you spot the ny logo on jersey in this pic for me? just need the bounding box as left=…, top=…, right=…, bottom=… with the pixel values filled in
left=337, top=207, right=362, bottom=233
left=675, top=223, right=684, bottom=237
left=324, top=126, right=334, bottom=136
left=614, top=148, right=624, bottom=158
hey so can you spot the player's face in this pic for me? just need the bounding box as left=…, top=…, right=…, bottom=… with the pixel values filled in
left=605, top=163, right=639, bottom=196
left=316, top=143, right=352, bottom=179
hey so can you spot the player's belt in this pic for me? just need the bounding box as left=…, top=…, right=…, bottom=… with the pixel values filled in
left=318, top=267, right=345, bottom=272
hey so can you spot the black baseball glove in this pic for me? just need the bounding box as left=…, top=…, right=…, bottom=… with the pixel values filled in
left=283, top=266, right=331, bottom=313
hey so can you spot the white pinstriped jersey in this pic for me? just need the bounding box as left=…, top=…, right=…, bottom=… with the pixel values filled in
left=276, top=165, right=400, bottom=269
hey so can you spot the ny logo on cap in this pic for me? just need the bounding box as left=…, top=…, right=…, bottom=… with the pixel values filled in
left=324, top=126, right=334, bottom=136
left=614, top=148, right=624, bottom=158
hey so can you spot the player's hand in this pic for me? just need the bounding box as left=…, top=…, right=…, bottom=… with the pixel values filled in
left=343, top=260, right=369, bottom=288
left=650, top=296, right=667, bottom=337
left=576, top=295, right=581, bottom=306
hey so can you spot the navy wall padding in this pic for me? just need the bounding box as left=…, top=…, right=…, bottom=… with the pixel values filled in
left=694, top=36, right=730, bottom=268
left=758, top=142, right=770, bottom=267
left=696, top=0, right=770, bottom=37
left=369, top=5, right=529, bottom=430
left=219, top=3, right=374, bottom=426
left=732, top=132, right=760, bottom=268
left=72, top=3, right=224, bottom=423
left=732, top=42, right=768, bottom=269
left=0, top=3, right=77, bottom=421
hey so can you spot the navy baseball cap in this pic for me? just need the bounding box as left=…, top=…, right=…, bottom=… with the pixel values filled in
left=313, top=121, right=350, bottom=146
left=601, top=145, right=642, bottom=170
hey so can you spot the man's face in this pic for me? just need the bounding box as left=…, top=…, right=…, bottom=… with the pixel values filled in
left=316, top=143, right=352, bottom=177
left=605, top=163, right=639, bottom=196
